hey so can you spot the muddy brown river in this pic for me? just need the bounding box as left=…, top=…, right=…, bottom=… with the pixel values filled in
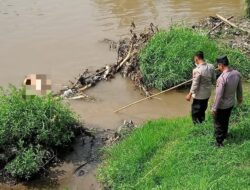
left=0, top=0, right=244, bottom=189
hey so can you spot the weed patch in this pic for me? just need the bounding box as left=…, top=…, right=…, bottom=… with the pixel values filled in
left=139, top=27, right=250, bottom=90
left=0, top=86, right=79, bottom=180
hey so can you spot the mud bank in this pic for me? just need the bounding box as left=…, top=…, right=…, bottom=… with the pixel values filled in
left=0, top=120, right=137, bottom=190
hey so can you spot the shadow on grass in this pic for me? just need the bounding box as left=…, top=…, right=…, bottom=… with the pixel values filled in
left=227, top=122, right=250, bottom=145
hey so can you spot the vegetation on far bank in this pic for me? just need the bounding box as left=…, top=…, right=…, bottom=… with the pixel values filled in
left=245, top=0, right=250, bottom=18
left=98, top=92, right=250, bottom=189
left=0, top=86, right=79, bottom=180
left=139, top=26, right=250, bottom=90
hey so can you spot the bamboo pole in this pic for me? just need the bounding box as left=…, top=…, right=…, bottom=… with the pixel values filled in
left=216, top=14, right=250, bottom=34
left=114, top=79, right=193, bottom=113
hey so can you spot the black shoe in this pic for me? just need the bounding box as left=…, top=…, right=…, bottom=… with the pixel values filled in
left=214, top=142, right=224, bottom=148
left=226, top=133, right=233, bottom=139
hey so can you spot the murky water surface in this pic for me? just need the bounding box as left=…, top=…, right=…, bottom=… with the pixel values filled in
left=0, top=0, right=243, bottom=189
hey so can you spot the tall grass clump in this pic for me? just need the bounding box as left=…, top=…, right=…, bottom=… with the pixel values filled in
left=0, top=86, right=79, bottom=180
left=139, top=27, right=250, bottom=90
left=98, top=92, right=250, bottom=190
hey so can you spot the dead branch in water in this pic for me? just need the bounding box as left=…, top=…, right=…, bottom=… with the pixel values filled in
left=216, top=14, right=250, bottom=34
left=207, top=16, right=234, bottom=35
left=116, top=45, right=133, bottom=72
left=60, top=23, right=159, bottom=98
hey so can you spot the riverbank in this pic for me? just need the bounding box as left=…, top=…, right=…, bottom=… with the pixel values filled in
left=1, top=11, right=249, bottom=190
left=97, top=15, right=250, bottom=189
left=61, top=16, right=250, bottom=103
left=98, top=91, right=250, bottom=189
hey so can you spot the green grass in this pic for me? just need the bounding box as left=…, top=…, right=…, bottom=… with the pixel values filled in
left=139, top=27, right=250, bottom=90
left=98, top=92, right=250, bottom=189
left=0, top=86, right=79, bottom=180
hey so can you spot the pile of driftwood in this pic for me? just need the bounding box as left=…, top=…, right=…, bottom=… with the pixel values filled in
left=193, top=14, right=250, bottom=55
left=61, top=23, right=159, bottom=99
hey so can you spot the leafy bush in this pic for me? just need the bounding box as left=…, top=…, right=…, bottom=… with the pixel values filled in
left=139, top=27, right=250, bottom=90
left=0, top=86, right=78, bottom=179
left=5, top=145, right=44, bottom=180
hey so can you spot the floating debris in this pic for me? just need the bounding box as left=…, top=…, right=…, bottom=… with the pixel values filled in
left=194, top=15, right=250, bottom=56
left=60, top=23, right=159, bottom=98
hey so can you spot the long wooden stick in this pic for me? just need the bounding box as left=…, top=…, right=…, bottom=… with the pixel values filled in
left=114, top=79, right=193, bottom=113
left=207, top=16, right=234, bottom=35
left=216, top=14, right=250, bottom=34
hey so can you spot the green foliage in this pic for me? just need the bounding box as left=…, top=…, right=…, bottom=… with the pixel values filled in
left=139, top=27, right=250, bottom=90
left=0, top=86, right=78, bottom=179
left=98, top=93, right=250, bottom=189
left=5, top=145, right=44, bottom=180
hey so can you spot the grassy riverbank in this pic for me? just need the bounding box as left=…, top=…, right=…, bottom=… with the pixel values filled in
left=139, top=27, right=250, bottom=90
left=98, top=92, right=250, bottom=189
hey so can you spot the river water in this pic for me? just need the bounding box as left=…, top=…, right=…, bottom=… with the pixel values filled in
left=0, top=0, right=243, bottom=189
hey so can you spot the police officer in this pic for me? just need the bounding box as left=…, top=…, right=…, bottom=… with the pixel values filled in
left=212, top=55, right=243, bottom=147
left=186, top=51, right=216, bottom=124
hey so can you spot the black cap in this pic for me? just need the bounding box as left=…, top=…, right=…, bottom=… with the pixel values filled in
left=216, top=55, right=229, bottom=66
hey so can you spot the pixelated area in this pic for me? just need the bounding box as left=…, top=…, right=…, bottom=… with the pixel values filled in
left=23, top=74, right=51, bottom=96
